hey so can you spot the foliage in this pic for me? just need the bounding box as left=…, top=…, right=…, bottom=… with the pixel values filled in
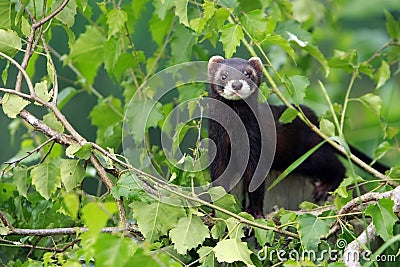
left=0, top=0, right=400, bottom=266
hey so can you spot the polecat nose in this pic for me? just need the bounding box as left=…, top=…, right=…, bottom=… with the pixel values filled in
left=232, top=81, right=242, bottom=91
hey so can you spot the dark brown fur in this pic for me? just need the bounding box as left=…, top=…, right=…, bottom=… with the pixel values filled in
left=208, top=56, right=388, bottom=217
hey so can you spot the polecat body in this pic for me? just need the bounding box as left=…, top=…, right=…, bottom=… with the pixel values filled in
left=207, top=56, right=388, bottom=217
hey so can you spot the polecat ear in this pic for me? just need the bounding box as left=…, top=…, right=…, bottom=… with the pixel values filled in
left=248, top=57, right=263, bottom=75
left=208, top=55, right=225, bottom=73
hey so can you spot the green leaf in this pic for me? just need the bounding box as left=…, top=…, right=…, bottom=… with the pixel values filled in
left=320, top=118, right=335, bottom=137
left=106, top=9, right=128, bottom=38
left=67, top=26, right=106, bottom=84
left=60, top=159, right=85, bottom=192
left=174, top=0, right=189, bottom=27
left=262, top=34, right=295, bottom=61
left=57, top=87, right=78, bottom=110
left=125, top=99, right=164, bottom=143
left=218, top=0, right=239, bottom=9
left=170, top=215, right=210, bottom=254
left=0, top=0, right=12, bottom=29
left=284, top=75, right=309, bottom=105
left=198, top=246, right=217, bottom=267
left=149, top=13, right=174, bottom=46
left=104, top=38, right=122, bottom=75
left=63, top=192, right=80, bottom=219
left=51, top=0, right=77, bottom=27
left=171, top=24, right=196, bottom=64
left=385, top=10, right=400, bottom=40
left=1, top=93, right=30, bottom=119
left=34, top=81, right=51, bottom=103
left=153, top=0, right=174, bottom=20
left=219, top=23, right=244, bottom=58
left=93, top=234, right=131, bottom=267
left=375, top=60, right=391, bottom=89
left=240, top=10, right=267, bottom=41
left=0, top=29, right=22, bottom=57
left=110, top=172, right=152, bottom=202
left=14, top=166, right=28, bottom=198
left=297, top=213, right=329, bottom=250
left=303, top=44, right=329, bottom=76
left=31, top=160, right=61, bottom=200
left=130, top=201, right=186, bottom=242
left=213, top=239, right=255, bottom=267
left=358, top=93, right=382, bottom=117
left=43, top=112, right=64, bottom=133
left=254, top=219, right=275, bottom=246
left=208, top=187, right=242, bottom=219
left=82, top=202, right=117, bottom=232
left=279, top=107, right=298, bottom=124
left=365, top=198, right=397, bottom=241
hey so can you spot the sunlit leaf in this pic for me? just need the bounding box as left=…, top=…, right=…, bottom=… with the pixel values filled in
left=219, top=23, right=244, bottom=58
left=0, top=29, right=21, bottom=57
left=366, top=198, right=397, bottom=241
left=31, top=159, right=61, bottom=200
left=2, top=93, right=30, bottom=119
left=60, top=159, right=85, bottom=192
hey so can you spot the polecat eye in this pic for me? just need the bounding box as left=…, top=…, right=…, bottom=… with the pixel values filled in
left=244, top=71, right=252, bottom=78
left=221, top=74, right=227, bottom=80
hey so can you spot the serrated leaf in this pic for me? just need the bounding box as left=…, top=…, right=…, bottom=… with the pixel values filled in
left=110, top=172, right=152, bottom=202
left=2, top=93, right=30, bottom=119
left=213, top=239, right=255, bottom=267
left=220, top=24, right=244, bottom=58
left=34, top=81, right=51, bottom=103
left=51, top=0, right=77, bottom=27
left=125, top=99, right=164, bottom=143
left=365, top=198, right=397, bottom=241
left=106, top=9, right=128, bottom=38
left=170, top=215, right=210, bottom=254
left=240, top=10, right=267, bottom=41
left=60, top=159, right=85, bottom=192
left=279, top=107, right=298, bottom=124
left=0, top=29, right=22, bottom=57
left=31, top=160, right=61, bottom=200
left=297, top=213, right=329, bottom=250
left=174, top=0, right=189, bottom=27
left=320, top=118, right=335, bottom=137
left=171, top=24, right=196, bottom=64
left=67, top=26, right=105, bottom=84
left=285, top=75, right=309, bottom=105
left=208, top=187, right=242, bottom=219
left=13, top=166, right=28, bottom=198
left=43, top=112, right=64, bottom=133
left=358, top=93, right=382, bottom=117
left=375, top=60, right=390, bottom=89
left=130, top=201, right=186, bottom=242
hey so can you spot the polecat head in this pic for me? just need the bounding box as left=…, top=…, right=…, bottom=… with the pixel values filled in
left=208, top=56, right=263, bottom=100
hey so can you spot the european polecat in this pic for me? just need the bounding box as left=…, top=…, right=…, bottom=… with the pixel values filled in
left=207, top=56, right=388, bottom=218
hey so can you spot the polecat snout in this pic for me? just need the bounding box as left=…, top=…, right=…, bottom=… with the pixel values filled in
left=207, top=56, right=388, bottom=217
